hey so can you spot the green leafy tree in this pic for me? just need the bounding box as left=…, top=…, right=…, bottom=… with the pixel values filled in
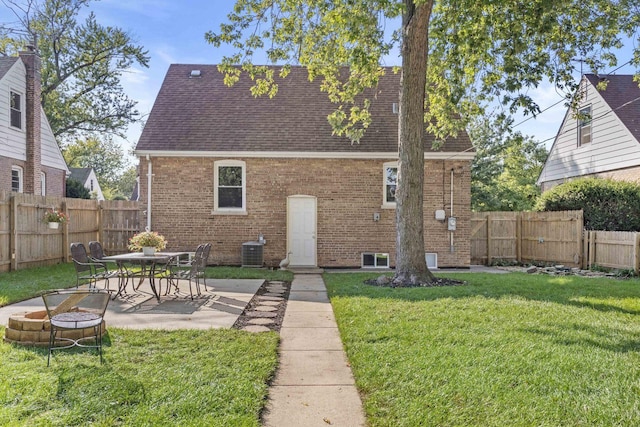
left=65, top=177, right=90, bottom=199
left=63, top=136, right=129, bottom=198
left=208, top=0, right=640, bottom=286
left=470, top=116, right=547, bottom=211
left=1, top=0, right=149, bottom=142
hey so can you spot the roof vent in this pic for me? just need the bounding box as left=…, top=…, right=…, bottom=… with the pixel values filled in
left=392, top=103, right=399, bottom=114
left=190, top=70, right=201, bottom=78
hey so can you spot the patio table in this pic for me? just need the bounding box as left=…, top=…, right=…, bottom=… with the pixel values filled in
left=103, top=252, right=188, bottom=301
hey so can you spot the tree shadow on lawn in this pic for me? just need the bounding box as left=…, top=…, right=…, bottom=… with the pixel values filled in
left=324, top=272, right=640, bottom=317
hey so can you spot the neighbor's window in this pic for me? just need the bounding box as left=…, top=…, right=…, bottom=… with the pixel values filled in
left=41, top=172, right=46, bottom=196
left=383, top=162, right=398, bottom=207
left=11, top=166, right=23, bottom=193
left=214, top=160, right=246, bottom=213
left=578, top=106, right=592, bottom=146
left=10, top=91, right=21, bottom=129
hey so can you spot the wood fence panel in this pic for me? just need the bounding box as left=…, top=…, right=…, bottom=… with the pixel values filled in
left=0, top=191, right=10, bottom=272
left=471, top=210, right=584, bottom=267
left=520, top=211, right=583, bottom=267
left=587, top=231, right=637, bottom=271
left=470, top=212, right=489, bottom=264
left=101, top=200, right=141, bottom=254
left=0, top=192, right=139, bottom=271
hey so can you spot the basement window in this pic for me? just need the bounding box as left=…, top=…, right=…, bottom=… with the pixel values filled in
left=362, top=252, right=390, bottom=268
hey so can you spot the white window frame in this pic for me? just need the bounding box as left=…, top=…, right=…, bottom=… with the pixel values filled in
left=362, top=252, right=390, bottom=268
left=11, top=166, right=23, bottom=193
left=41, top=172, right=46, bottom=196
left=382, top=161, right=398, bottom=209
left=213, top=160, right=246, bottom=214
left=578, top=105, right=592, bottom=147
left=9, top=90, right=22, bottom=130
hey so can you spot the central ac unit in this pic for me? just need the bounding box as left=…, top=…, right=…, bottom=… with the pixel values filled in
left=242, top=242, right=264, bottom=267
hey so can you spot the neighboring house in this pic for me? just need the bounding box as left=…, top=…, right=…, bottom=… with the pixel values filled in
left=135, top=65, right=475, bottom=268
left=538, top=74, right=640, bottom=191
left=0, top=47, right=69, bottom=196
left=68, top=167, right=105, bottom=200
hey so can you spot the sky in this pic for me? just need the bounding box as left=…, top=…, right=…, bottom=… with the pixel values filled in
left=1, top=0, right=638, bottom=154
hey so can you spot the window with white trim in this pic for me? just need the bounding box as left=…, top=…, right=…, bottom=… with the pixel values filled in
left=383, top=162, right=398, bottom=208
left=362, top=253, right=390, bottom=268
left=578, top=106, right=591, bottom=146
left=214, top=160, right=246, bottom=213
left=10, top=91, right=22, bottom=129
left=11, top=166, right=23, bottom=193
left=41, top=172, right=46, bottom=196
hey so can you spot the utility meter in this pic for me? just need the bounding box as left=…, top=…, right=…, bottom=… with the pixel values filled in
left=447, top=217, right=457, bottom=231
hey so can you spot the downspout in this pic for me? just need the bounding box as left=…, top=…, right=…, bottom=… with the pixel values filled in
left=450, top=168, right=454, bottom=252
left=146, top=155, right=152, bottom=231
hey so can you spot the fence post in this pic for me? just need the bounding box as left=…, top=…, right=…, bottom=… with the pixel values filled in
left=10, top=194, right=17, bottom=271
left=486, top=213, right=492, bottom=265
left=98, top=201, right=104, bottom=244
left=588, top=231, right=595, bottom=269
left=516, top=212, right=522, bottom=264
left=61, top=200, right=69, bottom=263
left=634, top=233, right=640, bottom=275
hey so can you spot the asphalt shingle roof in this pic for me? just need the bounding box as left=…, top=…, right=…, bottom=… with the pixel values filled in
left=0, top=57, right=18, bottom=80
left=136, top=65, right=472, bottom=154
left=68, top=167, right=92, bottom=184
left=585, top=73, right=640, bottom=143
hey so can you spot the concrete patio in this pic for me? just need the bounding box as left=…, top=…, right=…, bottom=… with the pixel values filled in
left=0, top=278, right=264, bottom=330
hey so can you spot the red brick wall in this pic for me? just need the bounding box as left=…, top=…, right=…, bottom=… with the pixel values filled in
left=41, top=165, right=66, bottom=197
left=139, top=157, right=471, bottom=268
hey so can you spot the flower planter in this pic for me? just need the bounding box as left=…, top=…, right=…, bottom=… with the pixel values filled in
left=48, top=222, right=59, bottom=230
left=142, top=246, right=156, bottom=256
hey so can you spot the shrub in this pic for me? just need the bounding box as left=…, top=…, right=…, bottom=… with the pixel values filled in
left=535, top=178, right=640, bottom=231
left=66, top=178, right=91, bottom=199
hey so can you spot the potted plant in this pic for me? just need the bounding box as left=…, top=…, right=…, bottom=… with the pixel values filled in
left=128, top=231, right=167, bottom=256
left=43, top=209, right=68, bottom=229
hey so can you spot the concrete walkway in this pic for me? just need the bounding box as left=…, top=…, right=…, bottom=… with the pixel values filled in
left=262, top=274, right=366, bottom=427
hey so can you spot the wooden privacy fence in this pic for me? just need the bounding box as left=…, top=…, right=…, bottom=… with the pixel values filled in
left=472, top=210, right=640, bottom=273
left=0, top=191, right=140, bottom=272
left=471, top=210, right=584, bottom=267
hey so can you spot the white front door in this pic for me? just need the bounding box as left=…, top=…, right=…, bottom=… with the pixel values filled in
left=287, top=195, right=317, bottom=267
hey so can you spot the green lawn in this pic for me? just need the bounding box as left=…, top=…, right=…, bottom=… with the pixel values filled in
left=0, top=263, right=284, bottom=426
left=324, top=272, right=640, bottom=426
left=0, top=264, right=292, bottom=307
left=0, top=328, right=278, bottom=426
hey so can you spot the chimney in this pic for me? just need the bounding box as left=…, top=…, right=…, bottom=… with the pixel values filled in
left=19, top=44, right=42, bottom=195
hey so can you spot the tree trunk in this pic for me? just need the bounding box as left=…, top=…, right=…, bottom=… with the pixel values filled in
left=393, top=0, right=436, bottom=286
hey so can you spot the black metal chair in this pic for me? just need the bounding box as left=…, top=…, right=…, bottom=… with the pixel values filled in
left=89, top=241, right=141, bottom=298
left=42, top=289, right=112, bottom=365
left=162, top=245, right=205, bottom=299
left=70, top=242, right=117, bottom=290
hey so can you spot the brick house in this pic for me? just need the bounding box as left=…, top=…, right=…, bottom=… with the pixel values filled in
left=0, top=47, right=68, bottom=196
left=538, top=74, right=640, bottom=191
left=134, top=65, right=474, bottom=268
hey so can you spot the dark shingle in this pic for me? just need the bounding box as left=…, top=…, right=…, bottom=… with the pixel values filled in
left=585, top=74, right=640, bottom=143
left=68, top=167, right=92, bottom=184
left=0, top=57, right=19, bottom=80
left=136, top=65, right=472, bottom=154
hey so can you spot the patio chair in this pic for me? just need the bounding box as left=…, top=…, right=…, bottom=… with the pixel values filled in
left=42, top=289, right=112, bottom=366
left=200, top=243, right=211, bottom=291
left=162, top=245, right=205, bottom=300
left=70, top=242, right=118, bottom=290
left=89, top=241, right=141, bottom=297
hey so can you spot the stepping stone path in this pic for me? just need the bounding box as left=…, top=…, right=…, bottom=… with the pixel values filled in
left=233, top=280, right=291, bottom=332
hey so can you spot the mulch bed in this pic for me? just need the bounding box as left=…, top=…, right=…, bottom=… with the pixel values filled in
left=232, top=280, right=291, bottom=332
left=364, top=275, right=466, bottom=288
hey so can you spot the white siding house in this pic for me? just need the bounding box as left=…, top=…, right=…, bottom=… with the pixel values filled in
left=0, top=50, right=68, bottom=196
left=537, top=74, right=640, bottom=191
